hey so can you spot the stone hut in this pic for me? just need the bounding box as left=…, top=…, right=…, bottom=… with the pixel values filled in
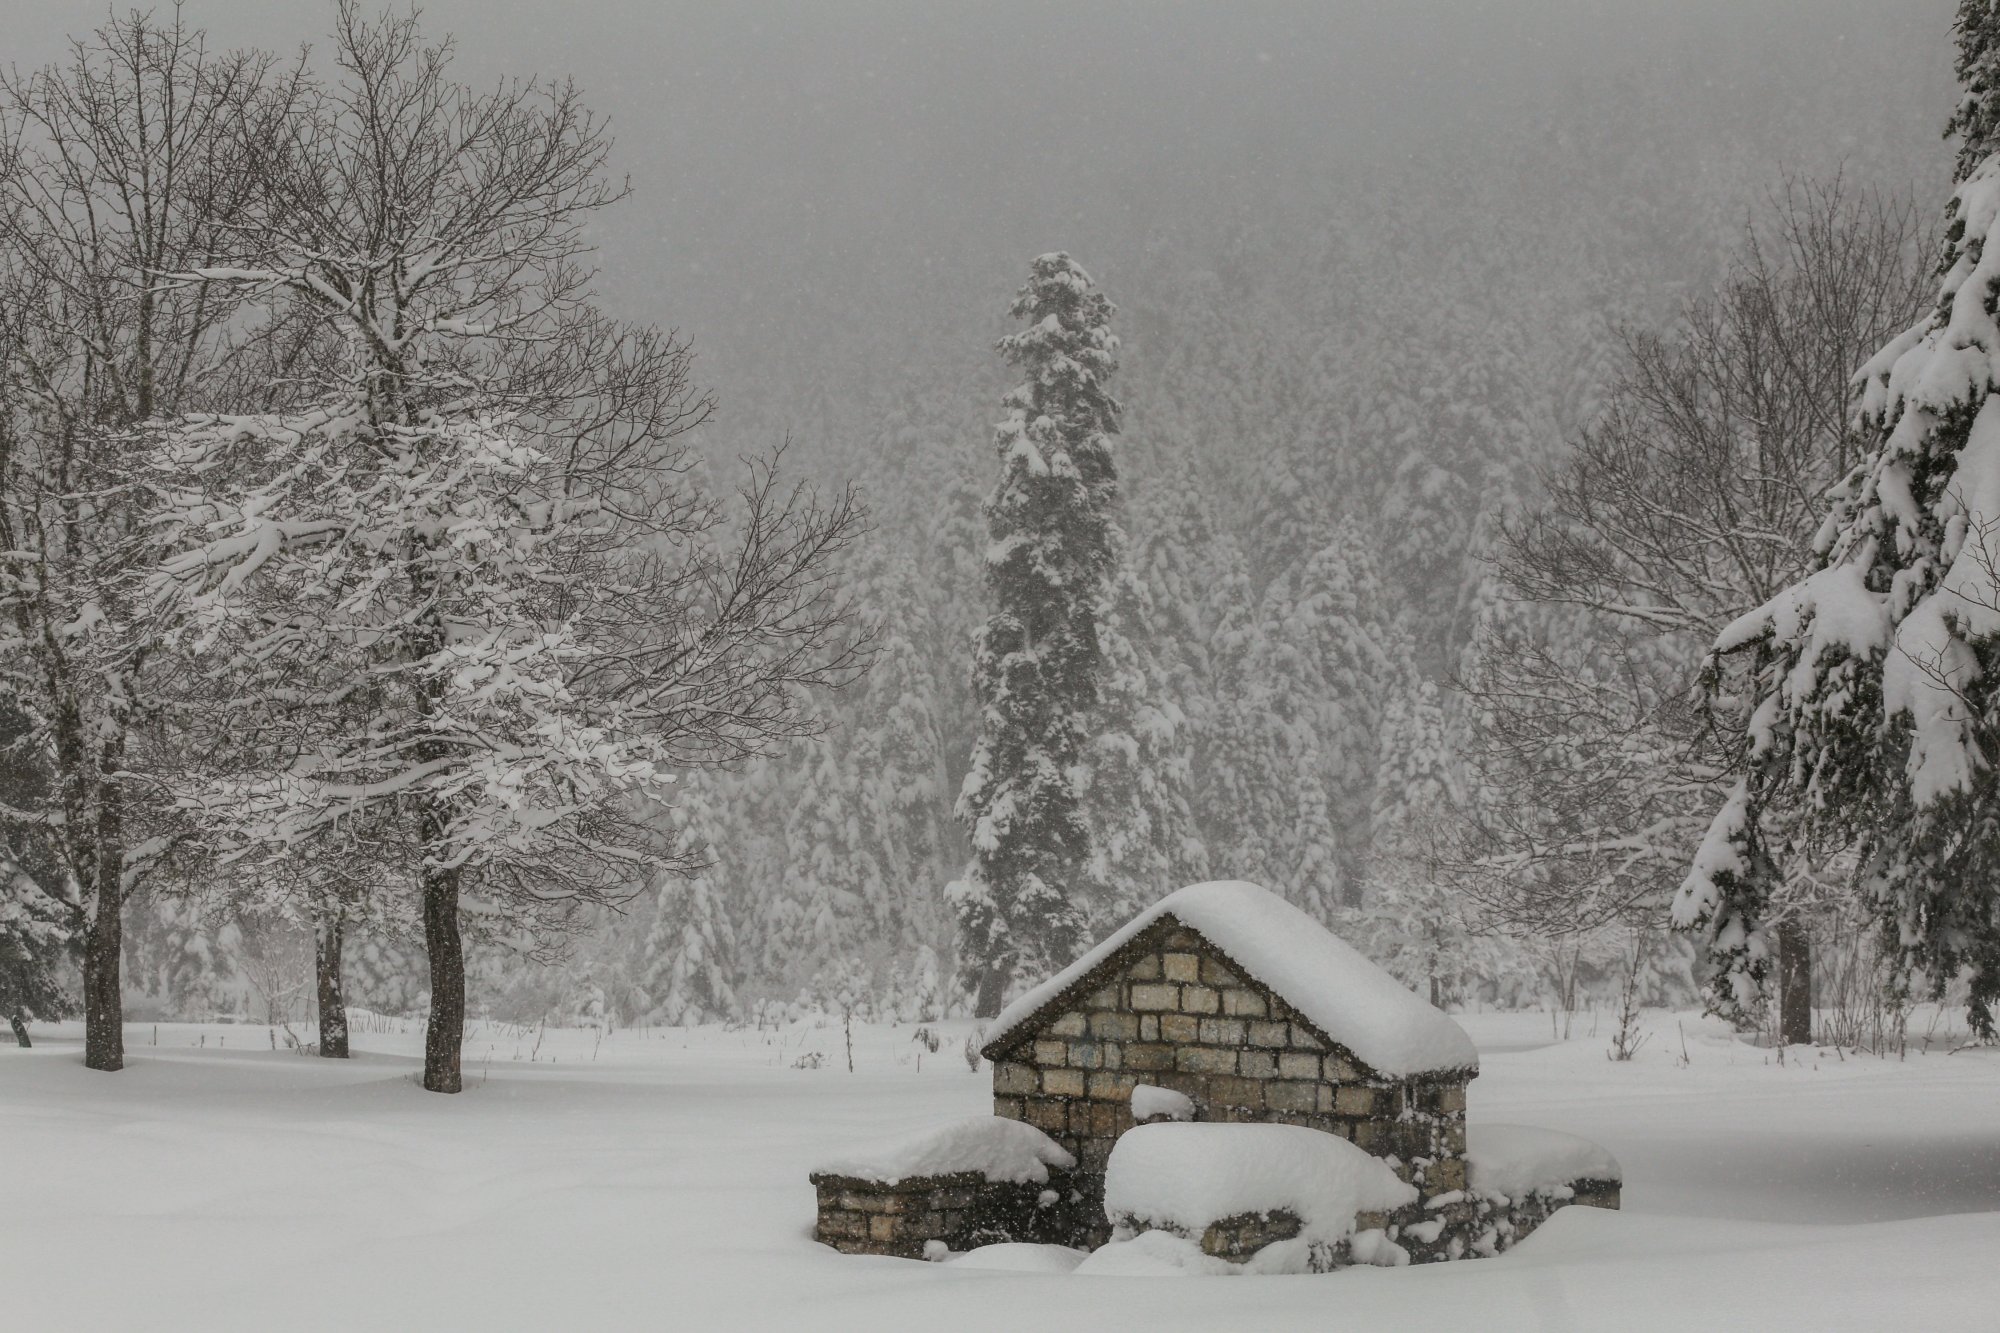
left=811, top=880, right=1618, bottom=1266
left=979, top=880, right=1480, bottom=1205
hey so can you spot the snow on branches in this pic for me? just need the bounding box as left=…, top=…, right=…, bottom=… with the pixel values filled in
left=953, top=254, right=1123, bottom=1014
left=1682, top=152, right=2000, bottom=1028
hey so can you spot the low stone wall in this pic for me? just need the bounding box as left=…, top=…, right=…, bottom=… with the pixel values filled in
left=1385, top=1178, right=1623, bottom=1266
left=1108, top=1178, right=1621, bottom=1272
left=810, top=1169, right=1093, bottom=1258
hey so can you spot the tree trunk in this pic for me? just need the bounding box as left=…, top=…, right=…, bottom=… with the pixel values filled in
left=9, top=1010, right=29, bottom=1048
left=421, top=863, right=465, bottom=1093
left=315, top=904, right=350, bottom=1059
left=1777, top=919, right=1812, bottom=1046
left=81, top=867, right=124, bottom=1072
left=973, top=964, right=1009, bottom=1021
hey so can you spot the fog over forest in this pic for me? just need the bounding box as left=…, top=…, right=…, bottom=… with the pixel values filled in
left=2, top=1, right=1964, bottom=1026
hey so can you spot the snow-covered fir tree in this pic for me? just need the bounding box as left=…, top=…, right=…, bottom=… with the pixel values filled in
left=641, top=775, right=741, bottom=1027
left=1083, top=563, right=1208, bottom=925
left=1360, top=680, right=1484, bottom=1008
left=953, top=253, right=1123, bottom=1015
left=1950, top=1, right=2000, bottom=183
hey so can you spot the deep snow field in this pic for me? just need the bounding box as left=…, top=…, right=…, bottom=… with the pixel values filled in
left=5, top=1008, right=2000, bottom=1332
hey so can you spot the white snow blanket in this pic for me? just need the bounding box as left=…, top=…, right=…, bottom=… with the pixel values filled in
left=1466, top=1123, right=1622, bottom=1199
left=1105, top=1122, right=1417, bottom=1246
left=989, top=880, right=1478, bottom=1077
left=816, top=1115, right=1075, bottom=1185
left=1130, top=1083, right=1196, bottom=1122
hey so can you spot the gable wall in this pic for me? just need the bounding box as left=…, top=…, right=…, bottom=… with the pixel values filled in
left=990, top=916, right=1468, bottom=1192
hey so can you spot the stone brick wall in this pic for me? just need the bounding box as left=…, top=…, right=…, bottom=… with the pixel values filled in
left=984, top=915, right=1471, bottom=1193
left=810, top=1169, right=1091, bottom=1259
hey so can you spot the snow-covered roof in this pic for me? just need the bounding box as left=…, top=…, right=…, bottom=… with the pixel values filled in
left=984, top=880, right=1479, bottom=1078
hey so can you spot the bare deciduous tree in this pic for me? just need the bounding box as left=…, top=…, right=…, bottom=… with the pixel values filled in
left=1464, top=177, right=1933, bottom=1041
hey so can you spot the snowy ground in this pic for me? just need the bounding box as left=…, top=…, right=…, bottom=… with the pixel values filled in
left=5, top=1008, right=1999, bottom=1331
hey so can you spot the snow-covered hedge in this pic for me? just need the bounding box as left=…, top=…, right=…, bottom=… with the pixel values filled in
left=1102, top=1122, right=1417, bottom=1273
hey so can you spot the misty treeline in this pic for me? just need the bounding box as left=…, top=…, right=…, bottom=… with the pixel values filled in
left=6, top=1, right=1993, bottom=1058
left=0, top=5, right=862, bottom=1088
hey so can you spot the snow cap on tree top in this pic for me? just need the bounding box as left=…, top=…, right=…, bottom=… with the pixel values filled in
left=984, top=880, right=1479, bottom=1078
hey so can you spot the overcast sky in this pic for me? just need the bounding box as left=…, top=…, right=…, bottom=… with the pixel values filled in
left=7, top=2, right=1959, bottom=429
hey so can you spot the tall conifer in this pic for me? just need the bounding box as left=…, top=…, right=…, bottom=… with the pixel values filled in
left=952, top=254, right=1122, bottom=1015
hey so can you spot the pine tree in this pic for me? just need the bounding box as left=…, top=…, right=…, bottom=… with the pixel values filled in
left=1360, top=680, right=1482, bottom=1007
left=1084, top=563, right=1208, bottom=925
left=953, top=254, right=1122, bottom=1015
left=1680, top=151, right=2000, bottom=1030
left=641, top=776, right=741, bottom=1026
left=1950, top=1, right=2000, bottom=183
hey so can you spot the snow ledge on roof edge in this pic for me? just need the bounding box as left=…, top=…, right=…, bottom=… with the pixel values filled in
left=983, top=880, right=1479, bottom=1080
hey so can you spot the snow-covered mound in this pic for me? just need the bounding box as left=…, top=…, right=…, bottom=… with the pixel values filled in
left=947, top=1243, right=1087, bottom=1273
left=1073, top=1229, right=1232, bottom=1277
left=1131, top=1084, right=1195, bottom=1122
left=1105, top=1122, right=1417, bottom=1246
left=1466, top=1124, right=1622, bottom=1199
left=988, top=880, right=1478, bottom=1078
left=815, top=1115, right=1076, bottom=1185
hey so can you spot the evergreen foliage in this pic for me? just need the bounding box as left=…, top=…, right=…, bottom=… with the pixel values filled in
left=1680, top=154, right=2000, bottom=1030
left=952, top=254, right=1123, bottom=1013
left=1950, top=1, right=2000, bottom=183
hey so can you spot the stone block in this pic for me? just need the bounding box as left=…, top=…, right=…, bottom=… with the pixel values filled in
left=1433, top=1083, right=1467, bottom=1114
left=1124, top=1043, right=1174, bottom=1071
left=994, top=1096, right=1024, bottom=1121
left=1425, top=1157, right=1467, bottom=1195
left=1333, top=1085, right=1381, bottom=1117
left=1162, top=952, right=1202, bottom=983
left=1024, top=1098, right=1067, bottom=1133
left=1043, top=1067, right=1086, bottom=1099
left=1130, top=983, right=1179, bottom=1012
left=1350, top=1119, right=1393, bottom=1152
left=1239, top=1050, right=1278, bottom=1079
left=1208, top=1075, right=1265, bottom=1110
left=1247, top=1020, right=1290, bottom=1048
left=1089, top=1011, right=1138, bottom=1041
left=1221, top=988, right=1267, bottom=1018
left=1089, top=1069, right=1138, bottom=1100
left=1139, top=1016, right=1159, bottom=1041
left=1162, top=928, right=1201, bottom=950
left=1160, top=1013, right=1200, bottom=1044
left=994, top=1062, right=1039, bottom=1095
left=1198, top=1017, right=1245, bottom=1046
left=1033, top=1039, right=1069, bottom=1067
left=819, top=1210, right=865, bottom=1239
left=1127, top=954, right=1162, bottom=981
left=1085, top=985, right=1122, bottom=1010
left=1176, top=1046, right=1238, bottom=1074
left=1098, top=1041, right=1124, bottom=1070
left=1436, top=1123, right=1467, bottom=1156
left=1200, top=957, right=1242, bottom=987
left=1068, top=1041, right=1102, bottom=1070
left=1181, top=985, right=1220, bottom=1015
left=1289, top=1024, right=1325, bottom=1051
left=1048, top=1011, right=1087, bottom=1038
left=868, top=1214, right=899, bottom=1241
left=1265, top=1080, right=1318, bottom=1112
left=1316, top=1084, right=1337, bottom=1113
left=1090, top=1102, right=1127, bottom=1136
left=1277, top=1052, right=1320, bottom=1080
left=1326, top=1054, right=1364, bottom=1081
